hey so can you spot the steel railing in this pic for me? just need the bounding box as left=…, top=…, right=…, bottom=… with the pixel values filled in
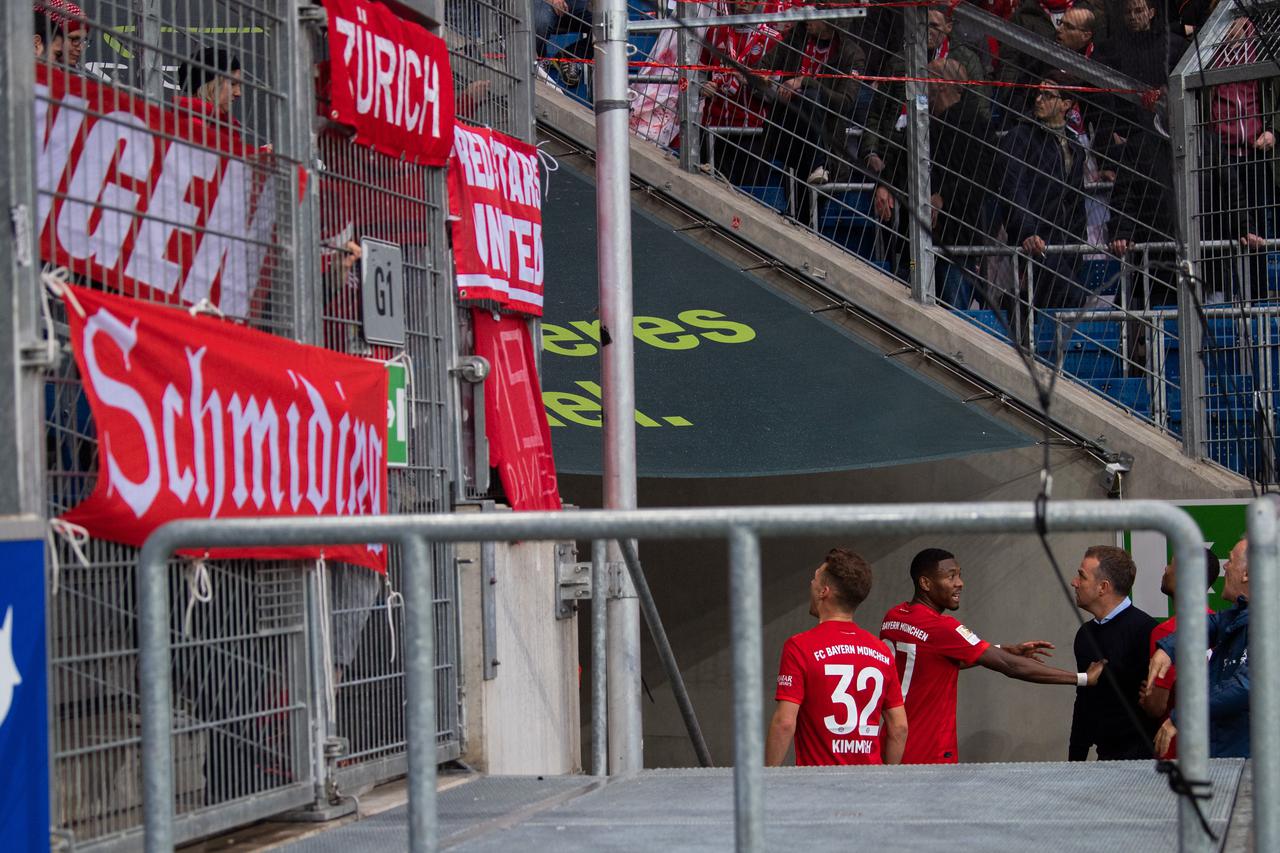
left=135, top=499, right=1243, bottom=853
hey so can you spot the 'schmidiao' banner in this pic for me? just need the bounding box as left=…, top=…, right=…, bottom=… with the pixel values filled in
left=60, top=285, right=389, bottom=572
left=448, top=123, right=545, bottom=315
left=36, top=63, right=278, bottom=320
left=323, top=0, right=455, bottom=165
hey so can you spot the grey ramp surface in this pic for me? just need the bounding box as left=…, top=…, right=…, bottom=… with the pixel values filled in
left=287, top=761, right=1244, bottom=852
left=281, top=775, right=600, bottom=851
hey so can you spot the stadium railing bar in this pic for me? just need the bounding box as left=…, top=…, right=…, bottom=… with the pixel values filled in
left=132, top=499, right=1252, bottom=853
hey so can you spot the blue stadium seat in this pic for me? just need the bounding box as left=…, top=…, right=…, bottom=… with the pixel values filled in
left=1035, top=316, right=1124, bottom=382
left=1089, top=377, right=1152, bottom=417
left=817, top=190, right=878, bottom=261
left=738, top=183, right=788, bottom=213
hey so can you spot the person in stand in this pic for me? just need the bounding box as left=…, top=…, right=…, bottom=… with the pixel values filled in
left=1148, top=536, right=1252, bottom=758
left=1139, top=548, right=1220, bottom=759
left=766, top=548, right=908, bottom=766
left=879, top=547, right=1104, bottom=764
left=37, top=1, right=88, bottom=68
left=996, top=72, right=1091, bottom=311
left=1068, top=545, right=1159, bottom=760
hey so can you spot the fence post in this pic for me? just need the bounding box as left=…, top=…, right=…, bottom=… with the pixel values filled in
left=286, top=1, right=325, bottom=348
left=728, top=526, right=763, bottom=853
left=903, top=5, right=935, bottom=304
left=677, top=1, right=700, bottom=173
left=512, top=0, right=537, bottom=143
left=1168, top=73, right=1205, bottom=459
left=401, top=533, right=439, bottom=853
left=1249, top=497, right=1280, bottom=853
left=0, top=1, right=43, bottom=518
left=136, top=0, right=165, bottom=100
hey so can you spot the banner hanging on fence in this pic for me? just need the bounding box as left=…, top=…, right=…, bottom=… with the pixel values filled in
left=59, top=285, right=389, bottom=572
left=35, top=63, right=279, bottom=319
left=472, top=310, right=561, bottom=511
left=448, top=123, right=545, bottom=315
left=323, top=0, right=455, bottom=165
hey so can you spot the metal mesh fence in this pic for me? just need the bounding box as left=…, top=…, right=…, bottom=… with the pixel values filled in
left=530, top=0, right=1280, bottom=483
left=31, top=0, right=482, bottom=845
left=313, top=128, right=462, bottom=784
left=1178, top=2, right=1280, bottom=480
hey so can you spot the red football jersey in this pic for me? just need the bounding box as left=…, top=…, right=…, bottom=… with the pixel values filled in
left=774, top=619, right=904, bottom=766
left=1148, top=610, right=1211, bottom=759
left=879, top=601, right=990, bottom=764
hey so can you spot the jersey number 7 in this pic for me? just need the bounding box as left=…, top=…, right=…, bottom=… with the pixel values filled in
left=884, top=640, right=917, bottom=696
left=823, top=663, right=885, bottom=737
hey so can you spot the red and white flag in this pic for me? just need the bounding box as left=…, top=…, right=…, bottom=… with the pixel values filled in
left=36, top=64, right=279, bottom=319
left=323, top=0, right=455, bottom=165
left=60, top=285, right=390, bottom=572
left=447, top=123, right=545, bottom=315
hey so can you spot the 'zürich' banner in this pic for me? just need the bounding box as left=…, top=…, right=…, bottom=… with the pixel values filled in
left=323, top=0, right=455, bottom=165
left=448, top=123, right=545, bottom=315
left=60, top=286, right=389, bottom=572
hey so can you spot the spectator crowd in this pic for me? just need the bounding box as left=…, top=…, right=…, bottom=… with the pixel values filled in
left=538, top=0, right=1278, bottom=314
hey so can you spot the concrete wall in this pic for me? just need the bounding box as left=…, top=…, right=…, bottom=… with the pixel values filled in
left=561, top=436, right=1236, bottom=768
left=458, top=511, right=581, bottom=775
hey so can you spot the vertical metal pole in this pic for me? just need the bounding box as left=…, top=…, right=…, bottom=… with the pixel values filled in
left=1169, top=75, right=1205, bottom=458
left=512, top=0, right=537, bottom=143
left=137, top=0, right=165, bottom=100
left=1248, top=497, right=1279, bottom=853
left=304, top=564, right=334, bottom=807
left=138, top=551, right=175, bottom=853
left=402, top=534, right=438, bottom=853
left=677, top=1, right=699, bottom=173
left=728, top=527, right=763, bottom=853
left=286, top=1, right=323, bottom=347
left=591, top=539, right=609, bottom=775
left=903, top=5, right=934, bottom=303
left=594, top=0, right=643, bottom=774
left=1171, top=526, right=1212, bottom=853
left=0, top=1, right=43, bottom=518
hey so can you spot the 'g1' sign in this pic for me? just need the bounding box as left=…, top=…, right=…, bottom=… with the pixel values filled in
left=361, top=238, right=405, bottom=346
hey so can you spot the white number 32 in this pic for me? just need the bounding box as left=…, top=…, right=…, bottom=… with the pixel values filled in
left=823, top=663, right=884, bottom=737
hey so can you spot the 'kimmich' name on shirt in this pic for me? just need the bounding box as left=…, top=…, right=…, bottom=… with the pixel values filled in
left=811, top=643, right=892, bottom=664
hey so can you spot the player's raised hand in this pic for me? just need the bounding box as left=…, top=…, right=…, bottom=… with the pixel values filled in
left=1146, top=649, right=1172, bottom=691
left=1085, top=658, right=1107, bottom=687
left=1005, top=640, right=1055, bottom=662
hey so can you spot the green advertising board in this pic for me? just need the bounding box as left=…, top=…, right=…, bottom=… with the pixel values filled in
left=1123, top=500, right=1246, bottom=617
left=387, top=362, right=408, bottom=468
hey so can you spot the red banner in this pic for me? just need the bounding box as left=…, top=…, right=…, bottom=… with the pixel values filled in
left=323, top=0, right=455, bottom=166
left=448, top=123, right=545, bottom=315
left=472, top=311, right=561, bottom=511
left=61, top=285, right=389, bottom=572
left=36, top=63, right=279, bottom=319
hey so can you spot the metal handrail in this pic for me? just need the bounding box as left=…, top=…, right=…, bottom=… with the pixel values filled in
left=941, top=239, right=1280, bottom=257
left=138, top=500, right=1225, bottom=853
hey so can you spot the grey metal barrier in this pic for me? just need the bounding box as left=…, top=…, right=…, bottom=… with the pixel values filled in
left=138, top=500, right=1225, bottom=853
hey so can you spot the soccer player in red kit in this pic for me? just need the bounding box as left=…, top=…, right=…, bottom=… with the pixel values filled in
left=880, top=548, right=1105, bottom=764
left=766, top=548, right=908, bottom=766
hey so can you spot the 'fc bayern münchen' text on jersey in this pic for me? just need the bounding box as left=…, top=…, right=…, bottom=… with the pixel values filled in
left=879, top=601, right=990, bottom=764
left=774, top=619, right=904, bottom=766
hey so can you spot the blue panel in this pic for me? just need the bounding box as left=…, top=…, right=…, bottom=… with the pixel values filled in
left=0, top=537, right=48, bottom=851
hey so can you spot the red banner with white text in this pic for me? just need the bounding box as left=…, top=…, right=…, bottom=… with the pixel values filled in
left=60, top=285, right=389, bottom=572
left=36, top=63, right=279, bottom=319
left=472, top=311, right=561, bottom=511
left=323, top=0, right=455, bottom=165
left=448, top=124, right=545, bottom=315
